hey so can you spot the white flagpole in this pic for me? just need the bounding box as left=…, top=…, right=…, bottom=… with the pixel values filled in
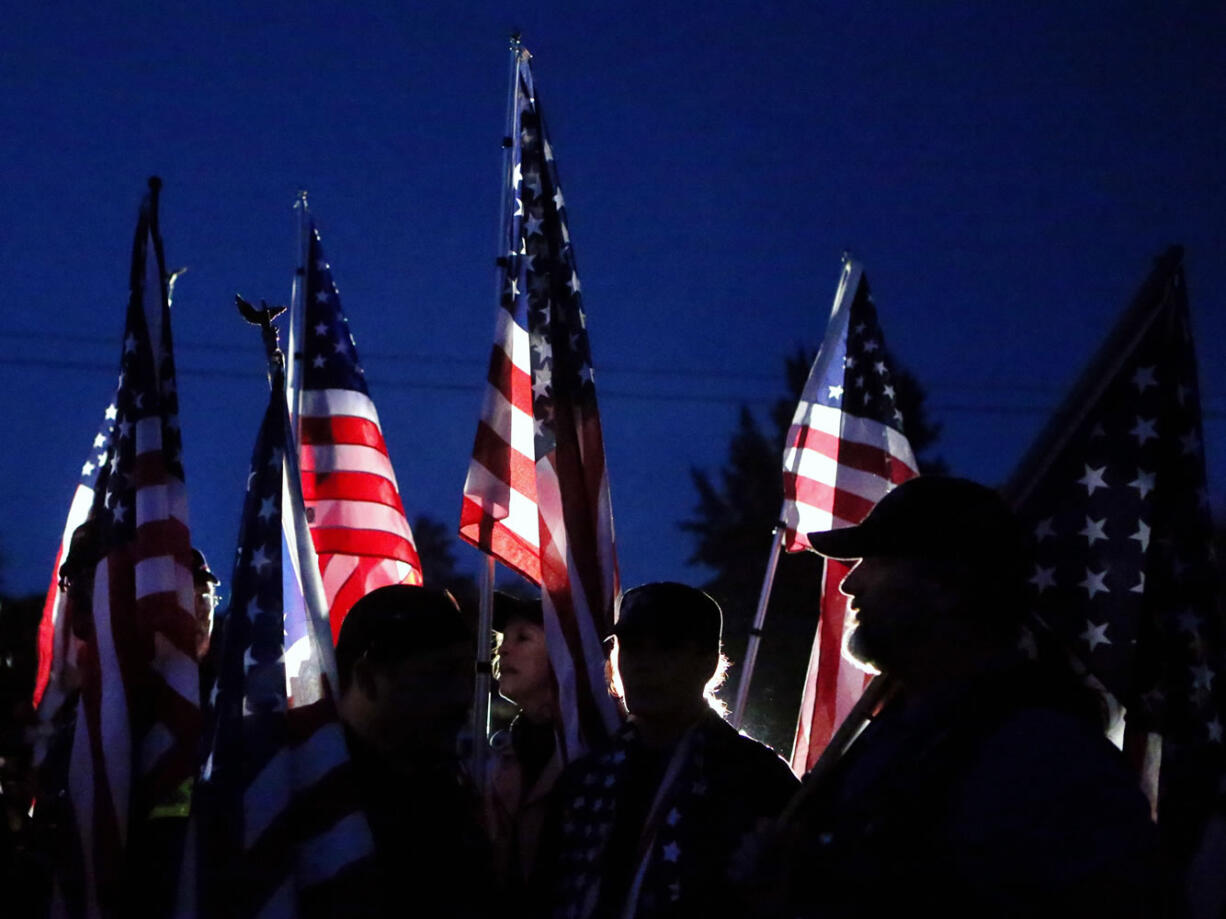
left=732, top=257, right=863, bottom=731
left=287, top=190, right=310, bottom=432
left=469, top=33, right=525, bottom=782
left=730, top=527, right=785, bottom=729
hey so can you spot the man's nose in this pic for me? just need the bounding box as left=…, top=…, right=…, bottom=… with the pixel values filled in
left=840, top=561, right=865, bottom=597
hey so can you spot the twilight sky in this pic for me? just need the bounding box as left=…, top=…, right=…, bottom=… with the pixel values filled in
left=1, top=1, right=1222, bottom=607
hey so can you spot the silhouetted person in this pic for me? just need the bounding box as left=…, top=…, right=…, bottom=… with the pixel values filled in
left=769, top=476, right=1160, bottom=917
left=545, top=582, right=797, bottom=919
left=335, top=584, right=492, bottom=918
left=191, top=547, right=219, bottom=660
left=486, top=591, right=562, bottom=916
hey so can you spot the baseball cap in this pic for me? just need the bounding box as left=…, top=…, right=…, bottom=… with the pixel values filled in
left=806, top=476, right=1025, bottom=566
left=611, top=582, right=722, bottom=650
left=192, top=547, right=220, bottom=585
left=336, top=585, right=471, bottom=687
left=491, top=591, right=543, bottom=632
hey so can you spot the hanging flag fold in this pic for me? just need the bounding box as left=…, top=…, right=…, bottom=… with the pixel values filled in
left=33, top=404, right=117, bottom=713
left=460, top=43, right=621, bottom=757
left=787, top=260, right=918, bottom=774
left=48, top=179, right=199, bottom=917
left=197, top=317, right=375, bottom=918
left=295, top=215, right=422, bottom=643
left=1003, top=246, right=1224, bottom=862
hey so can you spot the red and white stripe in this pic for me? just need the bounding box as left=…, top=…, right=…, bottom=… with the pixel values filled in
left=56, top=212, right=199, bottom=917
left=298, top=388, right=423, bottom=643
left=787, top=262, right=917, bottom=774
left=782, top=406, right=916, bottom=544
left=459, top=305, right=542, bottom=583
left=535, top=415, right=622, bottom=758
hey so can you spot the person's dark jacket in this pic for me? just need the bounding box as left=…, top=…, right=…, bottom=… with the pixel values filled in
left=772, top=665, right=1160, bottom=918
left=544, top=709, right=798, bottom=919
left=347, top=729, right=494, bottom=919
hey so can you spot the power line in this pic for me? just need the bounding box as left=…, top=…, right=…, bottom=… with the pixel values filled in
left=1, top=353, right=1223, bottom=419
left=0, top=326, right=1213, bottom=397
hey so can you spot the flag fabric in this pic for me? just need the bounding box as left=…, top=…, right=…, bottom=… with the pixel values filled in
left=53, top=179, right=199, bottom=916
left=786, top=260, right=918, bottom=774
left=33, top=405, right=117, bottom=711
left=460, top=44, right=621, bottom=757
left=296, top=216, right=422, bottom=643
left=197, top=367, right=375, bottom=918
left=1003, top=247, right=1224, bottom=860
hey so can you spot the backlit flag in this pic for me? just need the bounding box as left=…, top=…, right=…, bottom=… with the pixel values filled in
left=33, top=405, right=116, bottom=711
left=1004, top=247, right=1224, bottom=861
left=197, top=366, right=374, bottom=918
left=56, top=179, right=199, bottom=915
left=786, top=260, right=918, bottom=774
left=460, top=43, right=620, bottom=757
left=296, top=215, right=422, bottom=643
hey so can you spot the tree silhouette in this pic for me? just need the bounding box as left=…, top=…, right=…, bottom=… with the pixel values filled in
left=683, top=346, right=945, bottom=752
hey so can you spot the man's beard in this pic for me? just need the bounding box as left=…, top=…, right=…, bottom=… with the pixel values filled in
left=847, top=621, right=887, bottom=670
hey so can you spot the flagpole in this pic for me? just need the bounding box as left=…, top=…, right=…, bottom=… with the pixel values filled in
left=471, top=555, right=497, bottom=783
left=237, top=295, right=341, bottom=692
left=287, top=190, right=310, bottom=432
left=737, top=256, right=863, bottom=734
left=779, top=674, right=896, bottom=821
left=469, top=33, right=525, bottom=782
left=730, top=526, right=785, bottom=729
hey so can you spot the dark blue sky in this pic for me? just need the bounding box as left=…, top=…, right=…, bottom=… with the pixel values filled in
left=2, top=2, right=1222, bottom=602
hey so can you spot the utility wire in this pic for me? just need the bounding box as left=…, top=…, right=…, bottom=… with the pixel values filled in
left=0, top=353, right=1222, bottom=418
left=0, top=327, right=1203, bottom=397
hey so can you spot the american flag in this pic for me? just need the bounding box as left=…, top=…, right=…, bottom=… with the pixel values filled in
left=54, top=179, right=199, bottom=915
left=295, top=214, right=422, bottom=643
left=460, top=43, right=621, bottom=757
left=785, top=260, right=918, bottom=774
left=197, top=360, right=375, bottom=917
left=33, top=404, right=116, bottom=711
left=1004, top=247, right=1224, bottom=860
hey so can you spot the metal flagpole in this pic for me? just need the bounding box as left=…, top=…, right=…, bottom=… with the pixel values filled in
left=779, top=674, right=896, bottom=820
left=237, top=295, right=340, bottom=693
left=470, top=33, right=525, bottom=783
left=731, top=255, right=863, bottom=731
left=286, top=190, right=310, bottom=432
left=730, top=526, right=785, bottom=729
left=471, top=555, right=497, bottom=784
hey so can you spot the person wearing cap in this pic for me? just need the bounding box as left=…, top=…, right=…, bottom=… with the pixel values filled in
left=486, top=591, right=563, bottom=916
left=768, top=476, right=1159, bottom=917
left=191, top=547, right=220, bottom=660
left=544, top=581, right=797, bottom=919
left=335, top=584, right=493, bottom=918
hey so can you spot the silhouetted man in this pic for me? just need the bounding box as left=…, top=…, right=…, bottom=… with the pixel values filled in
left=771, top=476, right=1160, bottom=917
left=546, top=582, right=797, bottom=919
left=336, top=585, right=492, bottom=918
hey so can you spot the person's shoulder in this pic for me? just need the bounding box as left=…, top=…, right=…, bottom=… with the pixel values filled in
left=961, top=703, right=1154, bottom=833
left=552, top=742, right=620, bottom=798
left=703, top=713, right=799, bottom=792
left=982, top=704, right=1125, bottom=774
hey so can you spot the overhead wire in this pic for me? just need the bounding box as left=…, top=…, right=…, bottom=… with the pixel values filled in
left=0, top=350, right=1221, bottom=418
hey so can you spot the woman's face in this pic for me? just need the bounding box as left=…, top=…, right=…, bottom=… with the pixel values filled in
left=496, top=618, right=552, bottom=709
